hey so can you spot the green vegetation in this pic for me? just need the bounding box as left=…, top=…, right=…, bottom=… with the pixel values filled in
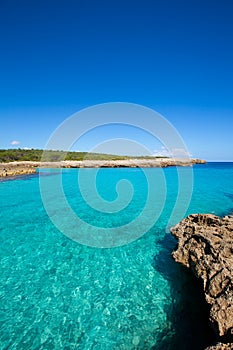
left=0, top=149, right=42, bottom=162
left=0, top=149, right=167, bottom=162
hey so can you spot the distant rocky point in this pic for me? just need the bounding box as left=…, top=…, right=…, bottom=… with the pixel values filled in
left=0, top=158, right=206, bottom=177
left=171, top=214, right=233, bottom=349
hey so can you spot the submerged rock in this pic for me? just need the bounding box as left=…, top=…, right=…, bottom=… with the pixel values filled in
left=170, top=214, right=233, bottom=348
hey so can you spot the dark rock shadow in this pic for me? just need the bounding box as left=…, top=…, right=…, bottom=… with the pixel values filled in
left=151, top=232, right=215, bottom=350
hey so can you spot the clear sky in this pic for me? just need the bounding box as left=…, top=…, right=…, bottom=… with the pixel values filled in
left=0, top=0, right=233, bottom=160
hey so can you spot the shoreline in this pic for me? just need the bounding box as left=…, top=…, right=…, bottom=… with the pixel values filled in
left=171, top=214, right=233, bottom=349
left=0, top=158, right=206, bottom=177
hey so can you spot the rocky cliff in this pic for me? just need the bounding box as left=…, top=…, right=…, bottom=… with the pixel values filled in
left=171, top=214, right=233, bottom=348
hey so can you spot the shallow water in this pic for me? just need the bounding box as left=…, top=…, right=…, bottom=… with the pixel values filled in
left=0, top=163, right=233, bottom=349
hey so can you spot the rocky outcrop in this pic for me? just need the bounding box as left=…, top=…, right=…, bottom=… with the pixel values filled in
left=206, top=343, right=233, bottom=349
left=0, top=158, right=206, bottom=177
left=171, top=214, right=233, bottom=347
left=0, top=163, right=37, bottom=177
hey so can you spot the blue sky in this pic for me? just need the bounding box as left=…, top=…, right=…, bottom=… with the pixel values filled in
left=0, top=0, right=233, bottom=160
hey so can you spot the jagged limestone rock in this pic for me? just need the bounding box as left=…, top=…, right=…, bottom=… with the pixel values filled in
left=171, top=214, right=233, bottom=347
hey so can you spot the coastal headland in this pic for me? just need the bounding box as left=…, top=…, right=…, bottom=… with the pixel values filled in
left=171, top=214, right=233, bottom=349
left=0, top=158, right=206, bottom=177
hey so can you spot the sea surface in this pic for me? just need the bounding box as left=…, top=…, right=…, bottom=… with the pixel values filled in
left=1, top=162, right=233, bottom=349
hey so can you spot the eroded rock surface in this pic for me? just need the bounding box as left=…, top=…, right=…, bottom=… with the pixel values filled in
left=171, top=214, right=233, bottom=346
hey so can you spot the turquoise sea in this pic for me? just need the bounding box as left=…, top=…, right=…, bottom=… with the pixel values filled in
left=1, top=163, right=233, bottom=349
